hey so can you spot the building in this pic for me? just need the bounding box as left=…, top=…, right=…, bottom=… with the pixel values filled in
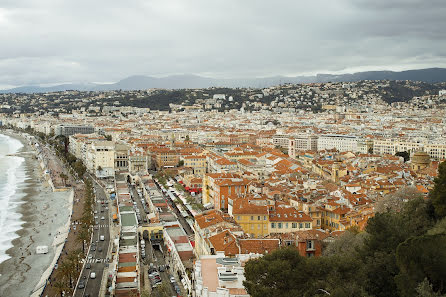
left=86, top=141, right=115, bottom=177
left=229, top=198, right=269, bottom=238
left=115, top=143, right=130, bottom=171
left=202, top=173, right=249, bottom=211
left=193, top=254, right=249, bottom=297
left=288, top=134, right=318, bottom=158
left=128, top=151, right=149, bottom=174
left=183, top=155, right=207, bottom=176
left=55, top=124, right=95, bottom=136
left=268, top=204, right=313, bottom=234
left=150, top=147, right=180, bottom=170
left=411, top=151, right=431, bottom=171
left=317, top=135, right=359, bottom=152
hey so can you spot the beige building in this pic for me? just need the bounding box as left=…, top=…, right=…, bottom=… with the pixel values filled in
left=183, top=155, right=207, bottom=176
left=86, top=141, right=115, bottom=177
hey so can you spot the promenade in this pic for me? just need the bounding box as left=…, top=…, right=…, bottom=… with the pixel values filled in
left=37, top=143, right=88, bottom=297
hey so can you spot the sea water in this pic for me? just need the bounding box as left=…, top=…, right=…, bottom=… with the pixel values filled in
left=0, top=133, right=26, bottom=265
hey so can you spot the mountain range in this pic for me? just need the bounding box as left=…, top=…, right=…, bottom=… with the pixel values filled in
left=2, top=68, right=446, bottom=93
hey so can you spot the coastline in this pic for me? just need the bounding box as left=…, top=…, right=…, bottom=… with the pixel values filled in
left=0, top=131, right=72, bottom=296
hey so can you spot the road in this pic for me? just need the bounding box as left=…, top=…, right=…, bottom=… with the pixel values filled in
left=145, top=241, right=179, bottom=297
left=74, top=180, right=111, bottom=297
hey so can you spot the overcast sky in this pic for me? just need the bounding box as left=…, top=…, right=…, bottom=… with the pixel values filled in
left=1, top=0, right=446, bottom=86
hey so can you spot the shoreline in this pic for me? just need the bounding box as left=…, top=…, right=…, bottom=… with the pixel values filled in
left=0, top=131, right=72, bottom=296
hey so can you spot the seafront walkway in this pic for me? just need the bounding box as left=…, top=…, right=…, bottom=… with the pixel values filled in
left=36, top=143, right=88, bottom=297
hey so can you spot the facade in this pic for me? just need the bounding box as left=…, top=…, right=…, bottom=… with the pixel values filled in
left=115, top=143, right=129, bottom=171
left=230, top=198, right=269, bottom=238
left=288, top=134, right=318, bottom=158
left=317, top=134, right=359, bottom=152
left=128, top=151, right=149, bottom=174
left=55, top=124, right=94, bottom=136
left=184, top=155, right=207, bottom=176
left=268, top=204, right=313, bottom=234
left=202, top=173, right=249, bottom=211
left=86, top=141, right=115, bottom=177
left=150, top=147, right=180, bottom=169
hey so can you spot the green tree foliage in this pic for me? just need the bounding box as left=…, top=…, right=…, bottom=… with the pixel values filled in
left=395, top=151, right=410, bottom=162
left=243, top=190, right=446, bottom=297
left=430, top=161, right=446, bottom=219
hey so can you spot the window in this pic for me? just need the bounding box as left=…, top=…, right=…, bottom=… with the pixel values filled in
left=258, top=216, right=261, bottom=221
left=285, top=223, right=289, bottom=228
left=263, top=216, right=267, bottom=221
left=299, top=223, right=303, bottom=229
left=292, top=223, right=297, bottom=228
left=237, top=216, right=241, bottom=221
left=251, top=216, right=254, bottom=221
left=271, top=223, right=276, bottom=228
left=278, top=223, right=283, bottom=229
left=258, top=224, right=261, bottom=229
left=305, top=223, right=310, bottom=228
left=307, top=240, right=314, bottom=250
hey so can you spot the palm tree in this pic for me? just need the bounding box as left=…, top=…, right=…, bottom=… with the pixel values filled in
left=53, top=279, right=68, bottom=297
left=76, top=226, right=90, bottom=254
left=60, top=173, right=68, bottom=186
left=59, top=260, right=75, bottom=289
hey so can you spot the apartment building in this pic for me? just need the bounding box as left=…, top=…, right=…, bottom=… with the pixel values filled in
left=373, top=139, right=446, bottom=160
left=317, top=134, right=359, bottom=152
left=202, top=173, right=249, bottom=211
left=183, top=155, right=207, bottom=176
left=288, top=134, right=318, bottom=158
left=55, top=124, right=95, bottom=136
left=229, top=198, right=269, bottom=238
left=85, top=141, right=115, bottom=177
left=150, top=147, right=180, bottom=170
left=268, top=204, right=313, bottom=234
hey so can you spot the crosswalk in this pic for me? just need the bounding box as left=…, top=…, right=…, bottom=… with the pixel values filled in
left=86, top=258, right=107, bottom=264
left=97, top=224, right=109, bottom=228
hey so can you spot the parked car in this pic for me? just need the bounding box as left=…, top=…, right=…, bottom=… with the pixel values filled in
left=78, top=281, right=85, bottom=289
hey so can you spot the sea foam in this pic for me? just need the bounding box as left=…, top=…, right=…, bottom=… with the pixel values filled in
left=0, top=134, right=26, bottom=264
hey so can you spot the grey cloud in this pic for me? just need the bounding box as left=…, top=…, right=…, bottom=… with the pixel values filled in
left=0, top=0, right=445, bottom=86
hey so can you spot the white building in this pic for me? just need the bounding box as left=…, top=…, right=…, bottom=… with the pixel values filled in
left=193, top=254, right=251, bottom=297
left=317, top=135, right=359, bottom=152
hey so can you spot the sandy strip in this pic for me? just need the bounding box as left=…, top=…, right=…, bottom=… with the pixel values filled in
left=0, top=131, right=71, bottom=296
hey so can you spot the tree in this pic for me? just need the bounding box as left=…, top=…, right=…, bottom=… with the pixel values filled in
left=416, top=279, right=446, bottom=297
left=178, top=160, right=184, bottom=167
left=244, top=248, right=309, bottom=297
left=396, top=151, right=410, bottom=162
left=60, top=173, right=68, bottom=186
left=395, top=234, right=446, bottom=296
left=430, top=161, right=446, bottom=219
left=375, top=186, right=422, bottom=213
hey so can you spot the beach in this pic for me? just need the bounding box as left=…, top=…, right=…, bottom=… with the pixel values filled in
left=0, top=132, right=71, bottom=296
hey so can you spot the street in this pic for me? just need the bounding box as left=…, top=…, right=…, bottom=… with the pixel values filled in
left=74, top=180, right=111, bottom=297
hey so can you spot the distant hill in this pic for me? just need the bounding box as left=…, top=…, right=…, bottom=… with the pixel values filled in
left=2, top=68, right=446, bottom=93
